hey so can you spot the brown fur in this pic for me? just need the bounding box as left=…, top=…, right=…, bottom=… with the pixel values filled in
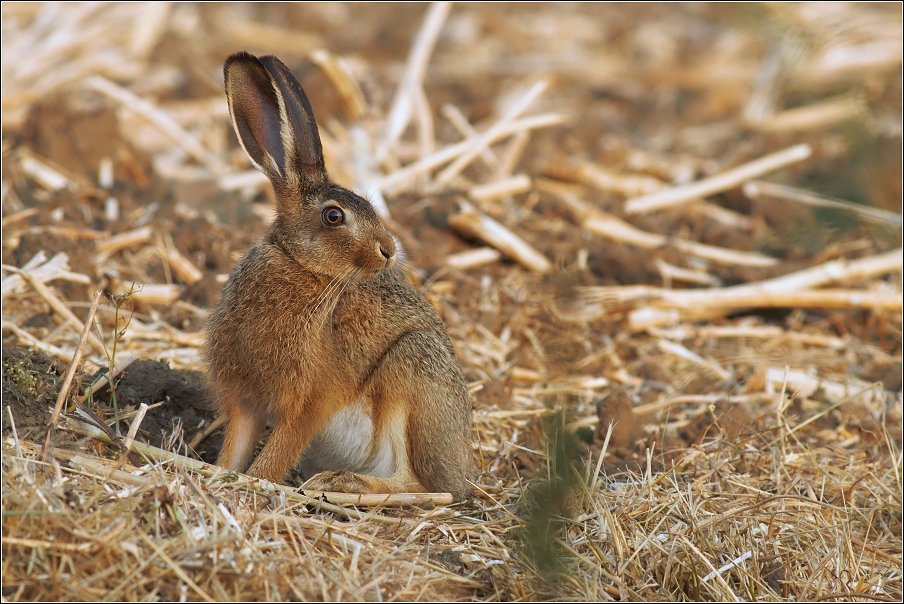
left=205, top=52, right=473, bottom=501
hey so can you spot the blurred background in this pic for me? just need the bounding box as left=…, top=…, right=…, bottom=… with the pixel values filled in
left=3, top=3, right=900, bottom=219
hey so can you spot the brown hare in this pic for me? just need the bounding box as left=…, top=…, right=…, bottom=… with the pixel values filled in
left=205, top=52, right=473, bottom=501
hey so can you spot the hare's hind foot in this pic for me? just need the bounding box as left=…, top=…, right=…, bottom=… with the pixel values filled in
left=300, top=469, right=426, bottom=495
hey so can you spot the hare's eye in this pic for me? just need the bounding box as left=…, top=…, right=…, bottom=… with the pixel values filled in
left=322, top=207, right=344, bottom=226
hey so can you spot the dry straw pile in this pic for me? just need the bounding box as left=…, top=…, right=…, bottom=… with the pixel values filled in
left=2, top=3, right=901, bottom=601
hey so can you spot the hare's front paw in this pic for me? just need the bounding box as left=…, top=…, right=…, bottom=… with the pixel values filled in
left=301, top=469, right=369, bottom=493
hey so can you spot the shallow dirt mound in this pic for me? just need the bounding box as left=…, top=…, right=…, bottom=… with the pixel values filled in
left=94, top=360, right=218, bottom=459
left=2, top=350, right=220, bottom=459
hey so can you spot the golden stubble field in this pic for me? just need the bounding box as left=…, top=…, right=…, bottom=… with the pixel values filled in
left=2, top=3, right=902, bottom=601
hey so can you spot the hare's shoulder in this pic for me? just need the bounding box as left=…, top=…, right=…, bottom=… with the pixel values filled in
left=335, top=270, right=445, bottom=334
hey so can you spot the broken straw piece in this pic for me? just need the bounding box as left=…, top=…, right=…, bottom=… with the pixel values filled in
left=624, top=286, right=902, bottom=330
left=624, top=144, right=812, bottom=214
left=744, top=180, right=902, bottom=227
left=727, top=247, right=902, bottom=295
left=1, top=320, right=74, bottom=362
left=413, top=84, right=435, bottom=159
left=657, top=339, right=731, bottom=380
left=96, top=226, right=154, bottom=254
left=628, top=289, right=901, bottom=330
left=448, top=201, right=551, bottom=273
left=470, top=174, right=532, bottom=202
left=573, top=160, right=665, bottom=197
left=555, top=162, right=753, bottom=229
left=436, top=80, right=548, bottom=186
left=671, top=239, right=777, bottom=268
left=671, top=290, right=902, bottom=310
left=166, top=247, right=204, bottom=286
left=219, top=19, right=323, bottom=57
left=541, top=181, right=777, bottom=267
left=580, top=248, right=902, bottom=308
left=496, top=131, right=531, bottom=180
left=219, top=169, right=269, bottom=191
left=442, top=104, right=500, bottom=168
left=1, top=208, right=40, bottom=229
left=654, top=258, right=722, bottom=287
left=86, top=75, right=227, bottom=176
left=693, top=202, right=754, bottom=230
left=129, top=3, right=171, bottom=59
left=378, top=1, right=451, bottom=160
left=573, top=247, right=902, bottom=328
left=763, top=367, right=885, bottom=406
left=378, top=113, right=567, bottom=195
left=130, top=284, right=183, bottom=305
left=2, top=252, right=91, bottom=300
left=310, top=49, right=367, bottom=122
left=753, top=94, right=864, bottom=133
left=445, top=247, right=502, bottom=270
left=349, top=127, right=393, bottom=221
left=9, top=267, right=106, bottom=354
left=19, top=154, right=73, bottom=192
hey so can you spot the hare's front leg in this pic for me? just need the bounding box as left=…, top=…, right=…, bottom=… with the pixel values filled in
left=217, top=394, right=265, bottom=473
left=245, top=396, right=329, bottom=483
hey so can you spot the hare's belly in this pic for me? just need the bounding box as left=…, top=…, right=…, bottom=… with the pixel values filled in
left=298, top=400, right=395, bottom=479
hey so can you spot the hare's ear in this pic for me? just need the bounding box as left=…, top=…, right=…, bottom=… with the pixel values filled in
left=224, top=52, right=327, bottom=187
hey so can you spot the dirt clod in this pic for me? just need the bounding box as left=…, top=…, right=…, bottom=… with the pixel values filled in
left=679, top=402, right=753, bottom=445
left=595, top=387, right=642, bottom=450
left=2, top=346, right=67, bottom=441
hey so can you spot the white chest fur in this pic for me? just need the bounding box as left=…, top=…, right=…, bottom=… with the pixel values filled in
left=298, top=400, right=400, bottom=479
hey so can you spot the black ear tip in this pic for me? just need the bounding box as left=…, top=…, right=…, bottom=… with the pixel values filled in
left=224, top=51, right=262, bottom=71
left=223, top=52, right=272, bottom=92
left=258, top=54, right=291, bottom=73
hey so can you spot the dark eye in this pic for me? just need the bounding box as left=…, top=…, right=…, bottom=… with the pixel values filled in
left=322, top=207, right=344, bottom=226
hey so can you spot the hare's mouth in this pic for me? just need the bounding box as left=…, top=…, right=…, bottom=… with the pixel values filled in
left=355, top=258, right=393, bottom=276
left=354, top=244, right=395, bottom=274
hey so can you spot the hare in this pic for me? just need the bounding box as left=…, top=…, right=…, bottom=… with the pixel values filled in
left=204, top=52, right=473, bottom=501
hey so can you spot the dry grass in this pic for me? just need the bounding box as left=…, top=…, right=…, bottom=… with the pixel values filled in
left=2, top=3, right=902, bottom=601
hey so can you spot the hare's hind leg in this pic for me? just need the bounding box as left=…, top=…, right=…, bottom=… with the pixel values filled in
left=301, top=332, right=472, bottom=499
left=371, top=331, right=473, bottom=501
left=301, top=470, right=425, bottom=495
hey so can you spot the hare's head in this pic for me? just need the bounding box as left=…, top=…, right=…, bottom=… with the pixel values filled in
left=224, top=52, right=395, bottom=278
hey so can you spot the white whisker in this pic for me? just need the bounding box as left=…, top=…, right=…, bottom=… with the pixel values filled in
left=303, top=266, right=353, bottom=332
left=318, top=266, right=361, bottom=332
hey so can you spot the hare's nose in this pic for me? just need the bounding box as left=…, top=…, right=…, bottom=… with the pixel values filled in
left=377, top=235, right=396, bottom=260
